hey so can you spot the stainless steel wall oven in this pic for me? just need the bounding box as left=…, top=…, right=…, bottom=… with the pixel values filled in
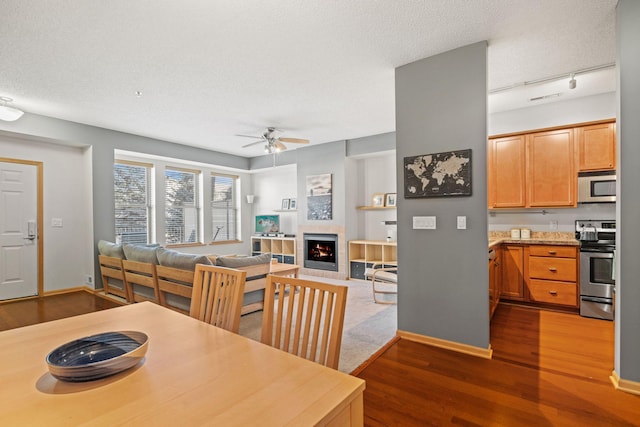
left=575, top=220, right=616, bottom=320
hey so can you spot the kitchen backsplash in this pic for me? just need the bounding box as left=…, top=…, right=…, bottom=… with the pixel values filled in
left=489, top=230, right=576, bottom=241
left=488, top=203, right=616, bottom=233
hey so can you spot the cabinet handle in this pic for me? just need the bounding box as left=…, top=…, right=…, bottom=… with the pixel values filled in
left=548, top=251, right=557, bottom=255
left=549, top=290, right=558, bottom=296
left=548, top=267, right=557, bottom=272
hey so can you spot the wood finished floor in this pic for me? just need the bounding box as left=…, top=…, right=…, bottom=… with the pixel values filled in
left=357, top=303, right=640, bottom=426
left=2, top=293, right=639, bottom=426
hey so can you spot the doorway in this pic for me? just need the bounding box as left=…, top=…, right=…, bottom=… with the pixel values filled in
left=0, top=158, right=43, bottom=300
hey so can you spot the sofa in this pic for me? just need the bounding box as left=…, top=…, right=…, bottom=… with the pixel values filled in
left=97, top=240, right=272, bottom=315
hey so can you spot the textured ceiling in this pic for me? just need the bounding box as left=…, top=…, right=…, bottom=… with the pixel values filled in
left=0, top=1, right=617, bottom=157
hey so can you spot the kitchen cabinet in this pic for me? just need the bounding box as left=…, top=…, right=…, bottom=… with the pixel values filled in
left=489, top=247, right=501, bottom=318
left=577, top=122, right=616, bottom=171
left=348, top=240, right=397, bottom=280
left=488, top=128, right=576, bottom=208
left=527, top=128, right=576, bottom=207
left=526, top=245, right=578, bottom=308
left=498, top=243, right=579, bottom=309
left=488, top=135, right=526, bottom=208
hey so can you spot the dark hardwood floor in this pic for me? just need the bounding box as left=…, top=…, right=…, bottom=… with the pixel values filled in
left=3, top=293, right=639, bottom=426
left=0, top=291, right=122, bottom=331
left=357, top=303, right=640, bottom=427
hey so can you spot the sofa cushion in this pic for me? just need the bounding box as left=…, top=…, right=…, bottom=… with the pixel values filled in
left=216, top=252, right=271, bottom=268
left=97, top=240, right=125, bottom=259
left=156, top=247, right=213, bottom=271
left=123, top=243, right=160, bottom=264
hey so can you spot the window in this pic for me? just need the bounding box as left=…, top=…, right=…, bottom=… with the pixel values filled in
left=211, top=173, right=238, bottom=242
left=114, top=161, right=152, bottom=244
left=165, top=167, right=200, bottom=244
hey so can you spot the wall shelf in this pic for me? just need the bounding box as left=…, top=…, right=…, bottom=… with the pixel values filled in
left=356, top=206, right=396, bottom=211
left=273, top=209, right=298, bottom=212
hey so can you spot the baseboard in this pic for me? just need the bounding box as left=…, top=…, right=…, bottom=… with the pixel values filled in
left=350, top=335, right=400, bottom=376
left=397, top=330, right=493, bottom=359
left=610, top=370, right=640, bottom=395
left=42, top=286, right=91, bottom=296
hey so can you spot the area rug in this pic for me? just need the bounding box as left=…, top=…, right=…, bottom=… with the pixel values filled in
left=238, top=275, right=397, bottom=373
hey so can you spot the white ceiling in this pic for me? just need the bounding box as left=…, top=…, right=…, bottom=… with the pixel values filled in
left=0, top=1, right=617, bottom=157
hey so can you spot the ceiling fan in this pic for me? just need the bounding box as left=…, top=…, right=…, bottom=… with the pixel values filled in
left=238, top=127, right=309, bottom=154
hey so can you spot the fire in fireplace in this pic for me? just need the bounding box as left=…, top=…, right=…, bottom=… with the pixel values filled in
left=303, top=233, right=338, bottom=272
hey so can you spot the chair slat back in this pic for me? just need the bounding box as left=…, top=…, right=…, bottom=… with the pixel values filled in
left=261, top=275, right=348, bottom=369
left=98, top=255, right=129, bottom=299
left=122, top=259, right=160, bottom=304
left=190, top=265, right=247, bottom=333
left=155, top=265, right=196, bottom=315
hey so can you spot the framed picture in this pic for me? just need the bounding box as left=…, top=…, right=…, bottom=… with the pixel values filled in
left=385, top=193, right=397, bottom=207
left=372, top=193, right=385, bottom=207
left=281, top=199, right=290, bottom=210
left=307, top=174, right=332, bottom=220
left=404, top=149, right=472, bottom=198
left=289, top=198, right=297, bottom=210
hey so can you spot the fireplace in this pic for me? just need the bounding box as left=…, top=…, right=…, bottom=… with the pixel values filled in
left=303, top=233, right=338, bottom=272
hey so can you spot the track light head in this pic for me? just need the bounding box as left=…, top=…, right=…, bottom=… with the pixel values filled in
left=569, top=74, right=577, bottom=90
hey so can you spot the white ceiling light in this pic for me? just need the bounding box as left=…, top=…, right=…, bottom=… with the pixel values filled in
left=569, top=73, right=577, bottom=89
left=0, top=96, right=25, bottom=121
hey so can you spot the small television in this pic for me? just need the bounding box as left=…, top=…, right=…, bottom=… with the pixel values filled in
left=255, top=215, right=280, bottom=234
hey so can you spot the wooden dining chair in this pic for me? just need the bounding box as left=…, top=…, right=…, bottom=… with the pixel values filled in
left=261, top=275, right=348, bottom=369
left=189, top=264, right=247, bottom=333
left=122, top=259, right=160, bottom=304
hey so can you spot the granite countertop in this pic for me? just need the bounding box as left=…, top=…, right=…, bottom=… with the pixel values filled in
left=488, top=231, right=579, bottom=249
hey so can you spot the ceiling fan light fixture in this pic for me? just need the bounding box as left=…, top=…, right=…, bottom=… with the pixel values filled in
left=0, top=96, right=24, bottom=122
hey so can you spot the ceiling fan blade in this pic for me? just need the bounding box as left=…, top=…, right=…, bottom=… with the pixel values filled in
left=274, top=141, right=287, bottom=151
left=236, top=134, right=263, bottom=139
left=278, top=137, right=309, bottom=144
left=242, top=140, right=265, bottom=148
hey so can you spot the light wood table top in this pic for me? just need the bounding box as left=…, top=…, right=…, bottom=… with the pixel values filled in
left=0, top=302, right=365, bottom=426
left=269, top=262, right=300, bottom=277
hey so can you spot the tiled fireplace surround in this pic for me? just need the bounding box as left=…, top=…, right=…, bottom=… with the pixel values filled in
left=296, top=224, right=347, bottom=280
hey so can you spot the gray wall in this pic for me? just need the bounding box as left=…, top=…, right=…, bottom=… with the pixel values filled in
left=616, top=0, right=640, bottom=383
left=395, top=42, right=489, bottom=349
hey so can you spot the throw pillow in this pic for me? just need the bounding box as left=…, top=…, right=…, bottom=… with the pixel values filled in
left=216, top=252, right=272, bottom=268
left=97, top=240, right=125, bottom=259
left=123, top=243, right=160, bottom=264
left=156, top=247, right=213, bottom=271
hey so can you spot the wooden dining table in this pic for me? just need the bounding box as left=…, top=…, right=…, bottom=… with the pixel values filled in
left=0, top=301, right=365, bottom=426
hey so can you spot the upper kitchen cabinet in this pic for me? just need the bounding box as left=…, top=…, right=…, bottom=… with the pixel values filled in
left=488, top=128, right=576, bottom=209
left=577, top=121, right=616, bottom=171
left=527, top=128, right=576, bottom=207
left=488, top=135, right=526, bottom=208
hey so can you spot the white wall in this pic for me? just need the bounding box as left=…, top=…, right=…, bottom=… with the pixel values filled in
left=0, top=135, right=94, bottom=291
left=358, top=152, right=397, bottom=241
left=251, top=165, right=298, bottom=235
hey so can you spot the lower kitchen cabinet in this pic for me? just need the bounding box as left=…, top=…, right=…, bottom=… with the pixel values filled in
left=499, top=244, right=579, bottom=309
left=501, top=245, right=525, bottom=301
left=489, top=247, right=501, bottom=318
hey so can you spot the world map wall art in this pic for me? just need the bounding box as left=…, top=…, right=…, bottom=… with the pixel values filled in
left=403, top=149, right=472, bottom=198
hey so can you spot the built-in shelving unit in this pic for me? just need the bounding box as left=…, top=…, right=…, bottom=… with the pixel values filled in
left=348, top=240, right=397, bottom=280
left=251, top=236, right=297, bottom=265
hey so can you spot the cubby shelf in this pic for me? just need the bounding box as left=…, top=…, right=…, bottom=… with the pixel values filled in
left=251, top=236, right=297, bottom=265
left=348, top=240, right=397, bottom=280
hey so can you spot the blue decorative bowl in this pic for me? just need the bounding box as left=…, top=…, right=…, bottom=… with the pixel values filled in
left=46, top=331, right=148, bottom=382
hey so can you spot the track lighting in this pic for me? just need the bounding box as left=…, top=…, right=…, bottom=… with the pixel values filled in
left=0, top=96, right=24, bottom=121
left=569, top=73, right=577, bottom=90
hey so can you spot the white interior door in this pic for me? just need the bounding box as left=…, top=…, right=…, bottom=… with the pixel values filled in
left=0, top=161, right=38, bottom=300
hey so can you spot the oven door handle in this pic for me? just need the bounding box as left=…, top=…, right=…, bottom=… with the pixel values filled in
left=580, top=248, right=614, bottom=256
left=581, top=296, right=612, bottom=305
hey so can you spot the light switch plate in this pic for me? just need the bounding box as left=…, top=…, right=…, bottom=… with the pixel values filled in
left=457, top=216, right=467, bottom=229
left=413, top=216, right=436, bottom=229
left=51, top=218, right=63, bottom=228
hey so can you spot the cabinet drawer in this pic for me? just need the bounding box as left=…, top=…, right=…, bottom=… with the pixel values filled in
left=528, top=279, right=577, bottom=306
left=528, top=245, right=576, bottom=258
left=528, top=256, right=577, bottom=281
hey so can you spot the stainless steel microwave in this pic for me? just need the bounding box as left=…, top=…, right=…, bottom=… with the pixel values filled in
left=578, top=170, right=616, bottom=203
